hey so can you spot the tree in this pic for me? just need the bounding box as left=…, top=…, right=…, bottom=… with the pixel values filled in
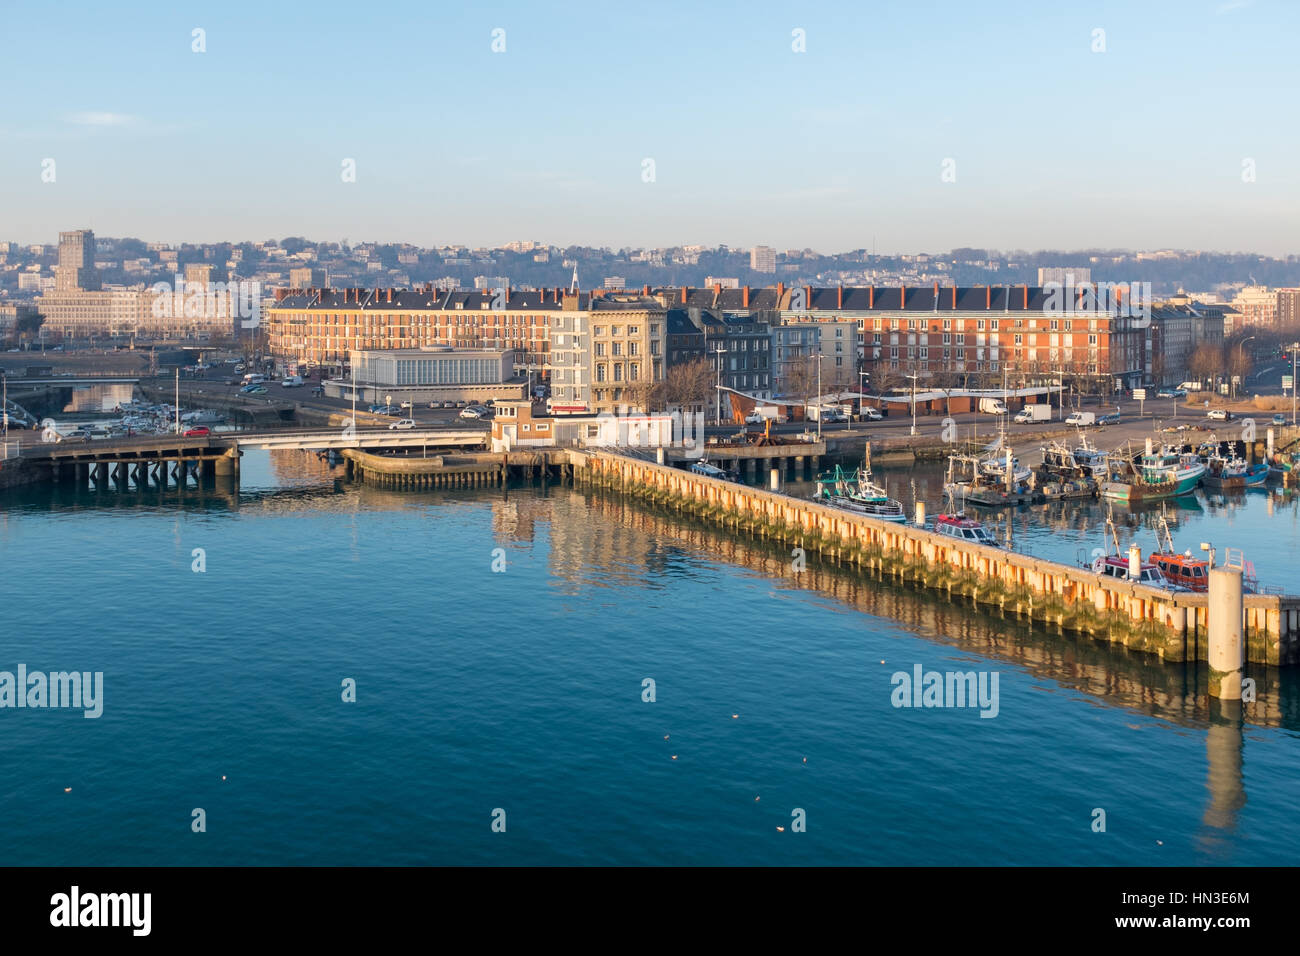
left=1189, top=343, right=1223, bottom=389
left=784, top=355, right=822, bottom=419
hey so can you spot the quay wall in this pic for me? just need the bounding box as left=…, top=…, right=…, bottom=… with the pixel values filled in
left=568, top=449, right=1300, bottom=667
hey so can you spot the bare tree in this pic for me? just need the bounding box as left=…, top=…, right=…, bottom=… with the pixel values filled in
left=1189, top=343, right=1223, bottom=389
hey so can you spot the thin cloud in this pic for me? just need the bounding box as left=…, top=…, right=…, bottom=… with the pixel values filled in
left=66, top=111, right=139, bottom=127
left=1216, top=0, right=1252, bottom=13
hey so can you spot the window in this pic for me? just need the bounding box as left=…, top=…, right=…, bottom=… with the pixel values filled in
left=627, top=326, right=639, bottom=335
left=594, top=342, right=605, bottom=357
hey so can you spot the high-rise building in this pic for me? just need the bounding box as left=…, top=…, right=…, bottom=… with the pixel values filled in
left=56, top=229, right=100, bottom=291
left=1275, top=288, right=1300, bottom=329
left=750, top=246, right=776, bottom=274
left=1228, top=285, right=1277, bottom=333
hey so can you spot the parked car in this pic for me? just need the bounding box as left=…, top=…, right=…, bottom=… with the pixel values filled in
left=1156, top=387, right=1175, bottom=398
left=455, top=401, right=467, bottom=408
left=860, top=407, right=883, bottom=421
left=183, top=426, right=211, bottom=437
left=245, top=385, right=267, bottom=395
left=1097, top=409, right=1121, bottom=425
left=460, top=406, right=486, bottom=419
left=1272, top=413, right=1288, bottom=426
left=443, top=401, right=456, bottom=408
left=1206, top=408, right=1230, bottom=421
left=389, top=419, right=416, bottom=430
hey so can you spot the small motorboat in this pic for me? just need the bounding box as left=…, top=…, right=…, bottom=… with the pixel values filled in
left=689, top=459, right=738, bottom=481
left=933, top=511, right=1000, bottom=547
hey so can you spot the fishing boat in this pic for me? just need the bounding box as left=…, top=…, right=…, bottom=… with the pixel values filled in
left=978, top=451, right=1032, bottom=485
left=1202, top=453, right=1248, bottom=491
left=812, top=463, right=906, bottom=522
left=1147, top=510, right=1211, bottom=591
left=1081, top=511, right=1180, bottom=589
left=1244, top=463, right=1270, bottom=487
left=1101, top=439, right=1206, bottom=502
left=1070, top=432, right=1109, bottom=481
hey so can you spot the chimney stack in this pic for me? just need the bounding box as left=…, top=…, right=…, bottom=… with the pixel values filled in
left=900, top=286, right=906, bottom=309
left=804, top=285, right=813, bottom=309
left=1022, top=284, right=1028, bottom=309
left=837, top=285, right=843, bottom=309
left=680, top=287, right=687, bottom=304
left=743, top=285, right=750, bottom=308
left=777, top=282, right=785, bottom=301
left=986, top=285, right=991, bottom=309
left=869, top=286, right=875, bottom=309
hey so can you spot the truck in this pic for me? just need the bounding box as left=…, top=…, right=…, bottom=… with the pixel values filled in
left=744, top=406, right=788, bottom=425
left=808, top=404, right=848, bottom=423
left=1013, top=404, right=1050, bottom=424
left=1064, top=411, right=1095, bottom=427
left=280, top=375, right=304, bottom=388
left=979, top=398, right=1010, bottom=415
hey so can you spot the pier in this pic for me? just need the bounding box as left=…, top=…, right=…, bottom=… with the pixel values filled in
left=569, top=449, right=1300, bottom=667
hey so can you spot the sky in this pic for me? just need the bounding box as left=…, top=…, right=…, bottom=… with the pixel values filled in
left=2, top=0, right=1297, bottom=255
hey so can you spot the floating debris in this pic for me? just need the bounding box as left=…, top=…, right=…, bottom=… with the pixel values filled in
left=776, top=826, right=785, bottom=832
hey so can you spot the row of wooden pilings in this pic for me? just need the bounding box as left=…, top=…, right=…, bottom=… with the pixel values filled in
left=570, top=449, right=1300, bottom=670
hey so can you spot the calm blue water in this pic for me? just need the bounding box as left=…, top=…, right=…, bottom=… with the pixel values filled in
left=1, top=450, right=1298, bottom=865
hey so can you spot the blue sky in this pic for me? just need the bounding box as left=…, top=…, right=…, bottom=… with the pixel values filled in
left=2, top=0, right=1296, bottom=254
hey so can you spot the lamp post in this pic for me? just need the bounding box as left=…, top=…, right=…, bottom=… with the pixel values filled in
left=817, top=355, right=823, bottom=439
left=1233, top=336, right=1255, bottom=400
left=714, top=346, right=726, bottom=425
left=1290, top=342, right=1300, bottom=426
left=905, top=372, right=918, bottom=436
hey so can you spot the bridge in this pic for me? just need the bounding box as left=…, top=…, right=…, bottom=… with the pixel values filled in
left=0, top=425, right=489, bottom=491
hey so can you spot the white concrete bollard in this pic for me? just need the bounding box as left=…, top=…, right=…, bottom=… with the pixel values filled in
left=1208, top=567, right=1245, bottom=700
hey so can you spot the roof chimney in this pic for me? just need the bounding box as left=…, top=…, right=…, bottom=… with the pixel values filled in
left=1022, top=284, right=1028, bottom=309
left=804, top=285, right=812, bottom=309
left=869, top=286, right=874, bottom=309
left=837, top=285, right=843, bottom=309
left=742, top=285, right=750, bottom=308
left=643, top=284, right=650, bottom=295
left=680, top=287, right=687, bottom=304
left=952, top=286, right=957, bottom=308
left=386, top=288, right=393, bottom=303
left=900, top=286, right=906, bottom=309
left=986, top=285, right=991, bottom=309
left=713, top=282, right=721, bottom=297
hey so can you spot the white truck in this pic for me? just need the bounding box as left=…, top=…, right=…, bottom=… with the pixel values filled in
left=979, top=398, right=1010, bottom=415
left=1064, top=411, right=1095, bottom=427
left=808, top=404, right=848, bottom=423
left=744, top=406, right=788, bottom=425
left=1013, top=404, right=1050, bottom=424
left=280, top=375, right=304, bottom=388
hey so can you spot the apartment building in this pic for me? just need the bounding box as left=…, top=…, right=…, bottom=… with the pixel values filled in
left=266, top=286, right=666, bottom=413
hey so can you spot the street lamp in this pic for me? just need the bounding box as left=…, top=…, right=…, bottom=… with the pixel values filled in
left=1234, top=336, right=1255, bottom=400
left=817, top=355, right=824, bottom=439
left=714, top=346, right=726, bottom=425
left=905, top=372, right=919, bottom=436
left=1289, top=342, right=1300, bottom=426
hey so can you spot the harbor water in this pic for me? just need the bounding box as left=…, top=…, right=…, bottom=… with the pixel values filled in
left=1, top=449, right=1298, bottom=865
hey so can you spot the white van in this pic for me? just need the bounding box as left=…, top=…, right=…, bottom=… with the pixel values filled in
left=1065, top=411, right=1095, bottom=426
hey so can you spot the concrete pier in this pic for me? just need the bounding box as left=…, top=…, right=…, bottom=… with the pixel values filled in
left=569, top=449, right=1300, bottom=667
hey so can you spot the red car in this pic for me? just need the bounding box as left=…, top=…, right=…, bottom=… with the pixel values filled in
left=183, top=426, right=210, bottom=437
